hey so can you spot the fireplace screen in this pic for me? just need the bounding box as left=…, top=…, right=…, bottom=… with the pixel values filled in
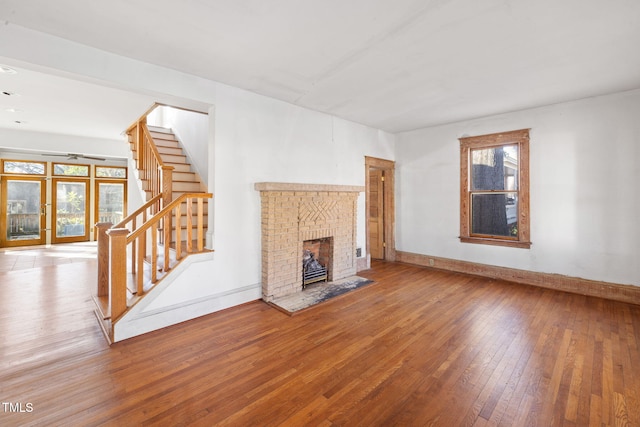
left=302, top=249, right=327, bottom=288
left=302, top=237, right=332, bottom=288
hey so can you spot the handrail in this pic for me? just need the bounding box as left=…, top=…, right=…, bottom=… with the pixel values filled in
left=111, top=193, right=162, bottom=276
left=114, top=194, right=162, bottom=229
left=127, top=192, right=211, bottom=243
left=103, top=192, right=212, bottom=323
left=141, top=122, right=166, bottom=168
left=127, top=116, right=173, bottom=205
left=125, top=103, right=160, bottom=135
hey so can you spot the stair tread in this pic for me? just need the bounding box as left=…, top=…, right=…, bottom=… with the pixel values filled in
left=148, top=126, right=173, bottom=133
left=92, top=295, right=111, bottom=319
left=156, top=146, right=183, bottom=153
left=149, top=131, right=178, bottom=139
left=149, top=131, right=177, bottom=137
left=164, top=160, right=191, bottom=166
left=153, top=139, right=180, bottom=147
left=172, top=193, right=209, bottom=199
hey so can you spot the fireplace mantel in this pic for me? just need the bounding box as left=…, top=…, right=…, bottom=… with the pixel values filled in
left=256, top=182, right=363, bottom=301
left=255, top=182, right=364, bottom=193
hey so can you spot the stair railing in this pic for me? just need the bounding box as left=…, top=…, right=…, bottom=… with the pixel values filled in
left=98, top=192, right=212, bottom=322
left=126, top=114, right=175, bottom=259
left=127, top=117, right=174, bottom=208
left=95, top=107, right=211, bottom=335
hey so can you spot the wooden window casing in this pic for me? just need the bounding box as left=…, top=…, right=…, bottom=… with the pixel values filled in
left=459, top=129, right=531, bottom=249
left=53, top=163, right=90, bottom=177
left=2, top=159, right=46, bottom=175
left=96, top=166, right=127, bottom=179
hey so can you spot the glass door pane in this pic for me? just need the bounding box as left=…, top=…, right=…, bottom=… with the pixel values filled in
left=53, top=179, right=89, bottom=243
left=1, top=178, right=46, bottom=246
left=97, top=181, right=125, bottom=225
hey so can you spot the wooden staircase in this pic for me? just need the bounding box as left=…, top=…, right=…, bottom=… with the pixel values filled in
left=133, top=125, right=209, bottom=243
left=135, top=126, right=205, bottom=200
left=93, top=112, right=212, bottom=344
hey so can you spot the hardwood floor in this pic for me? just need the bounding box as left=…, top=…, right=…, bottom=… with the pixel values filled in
left=1, top=259, right=639, bottom=426
left=0, top=242, right=97, bottom=272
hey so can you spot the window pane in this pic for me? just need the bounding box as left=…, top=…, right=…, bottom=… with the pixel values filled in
left=471, top=193, right=518, bottom=237
left=56, top=182, right=86, bottom=237
left=98, top=183, right=125, bottom=224
left=3, top=161, right=45, bottom=175
left=471, top=145, right=518, bottom=191
left=53, top=164, right=89, bottom=176
left=96, top=167, right=126, bottom=178
left=6, top=180, right=42, bottom=241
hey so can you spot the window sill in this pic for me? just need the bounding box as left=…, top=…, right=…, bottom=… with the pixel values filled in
left=459, top=236, right=531, bottom=249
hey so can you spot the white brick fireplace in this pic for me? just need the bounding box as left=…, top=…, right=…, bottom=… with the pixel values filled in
left=255, top=182, right=364, bottom=301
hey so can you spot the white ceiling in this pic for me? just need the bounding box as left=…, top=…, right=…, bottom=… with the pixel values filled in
left=0, top=66, right=156, bottom=141
left=0, top=0, right=639, bottom=139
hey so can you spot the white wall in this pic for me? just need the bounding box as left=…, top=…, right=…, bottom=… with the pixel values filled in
left=395, top=89, right=640, bottom=287
left=0, top=128, right=129, bottom=159
left=211, top=83, right=395, bottom=291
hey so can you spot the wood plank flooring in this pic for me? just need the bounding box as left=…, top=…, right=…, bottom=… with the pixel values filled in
left=0, top=242, right=97, bottom=272
left=1, top=259, right=639, bottom=426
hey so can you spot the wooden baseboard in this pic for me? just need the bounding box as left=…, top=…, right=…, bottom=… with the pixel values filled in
left=395, top=251, right=640, bottom=306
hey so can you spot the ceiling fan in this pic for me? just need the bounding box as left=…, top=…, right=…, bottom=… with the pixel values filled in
left=43, top=153, right=106, bottom=161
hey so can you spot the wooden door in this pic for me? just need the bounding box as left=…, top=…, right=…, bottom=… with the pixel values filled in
left=94, top=179, right=127, bottom=239
left=369, top=169, right=385, bottom=259
left=1, top=177, right=47, bottom=247
left=52, top=178, right=90, bottom=243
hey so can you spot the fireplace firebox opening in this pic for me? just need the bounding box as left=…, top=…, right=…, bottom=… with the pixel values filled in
left=302, top=237, right=333, bottom=289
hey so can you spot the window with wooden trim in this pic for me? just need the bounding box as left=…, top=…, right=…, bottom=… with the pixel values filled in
left=2, top=159, right=46, bottom=175
left=53, top=163, right=90, bottom=177
left=96, top=166, right=127, bottom=179
left=459, top=129, right=531, bottom=248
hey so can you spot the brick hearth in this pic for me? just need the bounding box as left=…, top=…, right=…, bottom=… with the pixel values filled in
left=255, top=182, right=364, bottom=301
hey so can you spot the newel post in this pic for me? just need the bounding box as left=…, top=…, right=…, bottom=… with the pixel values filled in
left=107, top=228, right=129, bottom=321
left=95, top=222, right=113, bottom=297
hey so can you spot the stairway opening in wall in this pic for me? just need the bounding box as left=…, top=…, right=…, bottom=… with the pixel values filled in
left=302, top=237, right=333, bottom=289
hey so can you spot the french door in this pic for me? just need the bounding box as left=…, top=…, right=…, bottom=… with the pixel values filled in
left=1, top=160, right=128, bottom=248
left=94, top=179, right=127, bottom=238
left=0, top=177, right=47, bottom=247
left=52, top=178, right=89, bottom=243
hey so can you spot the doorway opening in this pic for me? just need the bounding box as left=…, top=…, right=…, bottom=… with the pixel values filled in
left=365, top=156, right=395, bottom=265
left=0, top=159, right=127, bottom=248
left=1, top=176, right=46, bottom=247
